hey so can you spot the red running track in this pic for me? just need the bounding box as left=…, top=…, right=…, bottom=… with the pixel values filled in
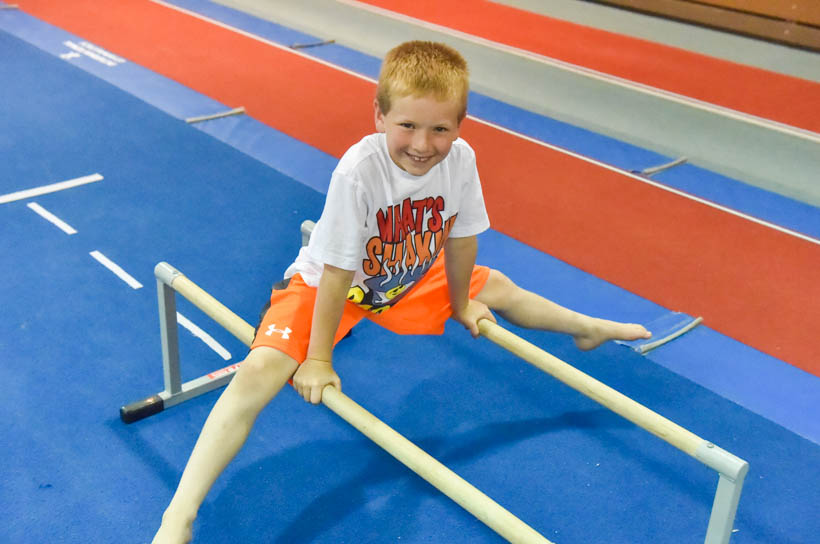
left=359, top=0, right=820, bottom=134
left=14, top=0, right=820, bottom=376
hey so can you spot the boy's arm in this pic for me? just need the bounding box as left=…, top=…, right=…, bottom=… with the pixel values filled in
left=445, top=235, right=495, bottom=338
left=293, top=263, right=354, bottom=404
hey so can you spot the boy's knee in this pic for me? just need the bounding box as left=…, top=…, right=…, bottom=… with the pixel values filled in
left=237, top=347, right=298, bottom=385
left=477, top=269, right=517, bottom=310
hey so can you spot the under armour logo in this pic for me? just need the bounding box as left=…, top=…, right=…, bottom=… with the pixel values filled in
left=264, top=324, right=292, bottom=339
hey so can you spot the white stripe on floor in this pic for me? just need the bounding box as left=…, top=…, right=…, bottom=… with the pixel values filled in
left=26, top=202, right=77, bottom=234
left=177, top=312, right=232, bottom=361
left=0, top=173, right=103, bottom=204
left=89, top=250, right=143, bottom=289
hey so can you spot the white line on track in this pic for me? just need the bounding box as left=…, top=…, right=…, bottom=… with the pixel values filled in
left=89, top=250, right=143, bottom=289
left=478, top=117, right=820, bottom=247
left=149, top=0, right=371, bottom=82
left=149, top=0, right=820, bottom=247
left=177, top=312, right=232, bottom=361
left=338, top=0, right=820, bottom=145
left=26, top=202, right=78, bottom=235
left=0, top=173, right=103, bottom=204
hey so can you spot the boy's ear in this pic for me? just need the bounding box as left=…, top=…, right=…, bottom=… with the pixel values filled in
left=374, top=99, right=386, bottom=133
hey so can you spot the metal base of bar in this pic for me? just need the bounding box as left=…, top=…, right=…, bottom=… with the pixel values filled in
left=119, top=261, right=246, bottom=423
left=120, top=362, right=240, bottom=423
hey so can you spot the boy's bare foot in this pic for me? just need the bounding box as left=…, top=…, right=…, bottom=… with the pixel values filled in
left=152, top=514, right=194, bottom=544
left=573, top=317, right=651, bottom=351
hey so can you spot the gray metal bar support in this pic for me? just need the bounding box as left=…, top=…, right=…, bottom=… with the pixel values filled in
left=704, top=473, right=745, bottom=544
left=121, top=263, right=243, bottom=423
left=300, top=219, right=315, bottom=247
left=156, top=268, right=182, bottom=396
left=157, top=362, right=242, bottom=409
left=696, top=441, right=749, bottom=544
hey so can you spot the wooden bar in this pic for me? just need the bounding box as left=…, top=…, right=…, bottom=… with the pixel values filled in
left=164, top=265, right=552, bottom=543
left=322, top=385, right=552, bottom=543
left=478, top=319, right=704, bottom=457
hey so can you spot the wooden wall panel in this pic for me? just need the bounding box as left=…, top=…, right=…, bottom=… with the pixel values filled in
left=697, top=1, right=820, bottom=27
left=589, top=0, right=820, bottom=51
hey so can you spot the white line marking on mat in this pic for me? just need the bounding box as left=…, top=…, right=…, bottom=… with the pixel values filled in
left=177, top=312, right=232, bottom=361
left=0, top=174, right=103, bottom=204
left=89, top=251, right=143, bottom=289
left=26, top=202, right=77, bottom=235
left=477, top=118, right=820, bottom=247
left=149, top=0, right=820, bottom=247
left=149, top=0, right=369, bottom=82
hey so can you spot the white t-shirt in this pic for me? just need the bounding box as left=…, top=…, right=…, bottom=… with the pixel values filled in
left=285, top=133, right=490, bottom=312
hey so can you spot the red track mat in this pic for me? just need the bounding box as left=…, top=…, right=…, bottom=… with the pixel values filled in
left=359, top=0, right=820, bottom=133
left=15, top=0, right=820, bottom=376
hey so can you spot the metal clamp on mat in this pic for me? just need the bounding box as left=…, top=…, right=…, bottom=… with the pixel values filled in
left=185, top=106, right=246, bottom=124
left=616, top=311, right=703, bottom=354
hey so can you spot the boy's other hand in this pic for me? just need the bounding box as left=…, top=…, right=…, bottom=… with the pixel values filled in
left=293, top=358, right=341, bottom=404
left=452, top=299, right=496, bottom=338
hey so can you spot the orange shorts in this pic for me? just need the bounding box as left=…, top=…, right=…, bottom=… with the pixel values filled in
left=251, top=256, right=490, bottom=363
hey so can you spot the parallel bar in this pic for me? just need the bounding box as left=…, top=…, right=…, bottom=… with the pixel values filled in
left=153, top=263, right=550, bottom=543
left=477, top=319, right=749, bottom=544
left=478, top=319, right=703, bottom=456
left=159, top=265, right=255, bottom=346
left=322, top=385, right=552, bottom=543
left=124, top=260, right=751, bottom=541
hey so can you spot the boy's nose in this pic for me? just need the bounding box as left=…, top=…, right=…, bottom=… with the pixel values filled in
left=411, top=131, right=432, bottom=153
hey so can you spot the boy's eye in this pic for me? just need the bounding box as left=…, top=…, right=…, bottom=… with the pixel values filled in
left=399, top=122, right=414, bottom=129
left=434, top=126, right=449, bottom=133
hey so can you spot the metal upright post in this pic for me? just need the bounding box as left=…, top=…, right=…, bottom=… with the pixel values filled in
left=156, top=263, right=182, bottom=396
left=697, top=439, right=748, bottom=544
left=697, top=442, right=749, bottom=544
left=301, top=219, right=315, bottom=246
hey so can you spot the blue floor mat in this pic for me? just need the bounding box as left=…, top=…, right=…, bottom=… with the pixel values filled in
left=2, top=25, right=819, bottom=544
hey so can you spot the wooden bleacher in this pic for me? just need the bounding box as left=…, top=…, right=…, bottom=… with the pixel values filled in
left=588, top=0, right=820, bottom=51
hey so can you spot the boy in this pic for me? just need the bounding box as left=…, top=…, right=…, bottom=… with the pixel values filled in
left=153, top=41, right=649, bottom=543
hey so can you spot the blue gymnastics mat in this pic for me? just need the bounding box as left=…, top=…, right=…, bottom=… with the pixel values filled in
left=2, top=26, right=819, bottom=544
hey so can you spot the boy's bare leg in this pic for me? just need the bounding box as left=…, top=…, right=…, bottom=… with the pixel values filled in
left=475, top=270, right=651, bottom=350
left=153, top=347, right=299, bottom=544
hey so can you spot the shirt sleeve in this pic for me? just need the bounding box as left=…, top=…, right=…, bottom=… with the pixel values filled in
left=305, top=169, right=369, bottom=271
left=448, top=142, right=491, bottom=238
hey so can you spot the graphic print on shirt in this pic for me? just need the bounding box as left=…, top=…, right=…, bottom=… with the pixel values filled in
left=348, top=196, right=457, bottom=312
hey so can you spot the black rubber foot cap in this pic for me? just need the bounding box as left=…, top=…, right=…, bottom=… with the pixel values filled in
left=120, top=395, right=164, bottom=424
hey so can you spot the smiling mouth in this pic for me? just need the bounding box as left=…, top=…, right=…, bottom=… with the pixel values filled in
left=407, top=153, right=433, bottom=163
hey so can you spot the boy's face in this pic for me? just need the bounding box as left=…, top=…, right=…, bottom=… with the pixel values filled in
left=374, top=93, right=462, bottom=177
